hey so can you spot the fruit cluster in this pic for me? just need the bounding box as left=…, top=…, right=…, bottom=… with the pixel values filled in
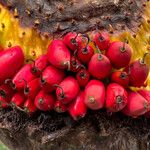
left=0, top=31, right=150, bottom=120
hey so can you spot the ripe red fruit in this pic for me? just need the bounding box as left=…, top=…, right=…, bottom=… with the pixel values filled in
left=84, top=80, right=105, bottom=110
left=122, top=91, right=150, bottom=118
left=88, top=53, right=112, bottom=79
left=34, top=90, right=55, bottom=111
left=93, top=31, right=110, bottom=50
left=0, top=46, right=24, bottom=84
left=111, top=71, right=129, bottom=88
left=24, top=78, right=41, bottom=100
left=54, top=100, right=67, bottom=113
left=77, top=34, right=94, bottom=64
left=27, top=54, right=49, bottom=76
left=11, top=92, right=25, bottom=107
left=24, top=98, right=37, bottom=114
left=106, top=41, right=132, bottom=69
left=68, top=91, right=87, bottom=120
left=106, top=83, right=128, bottom=112
left=124, top=53, right=149, bottom=87
left=47, top=40, right=71, bottom=69
left=76, top=69, right=90, bottom=87
left=55, top=76, right=80, bottom=104
left=12, top=64, right=36, bottom=90
left=70, top=56, right=82, bottom=72
left=63, top=32, right=82, bottom=51
left=138, top=89, right=150, bottom=117
left=41, top=66, right=65, bottom=93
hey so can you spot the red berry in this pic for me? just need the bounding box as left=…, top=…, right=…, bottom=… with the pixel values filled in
left=93, top=31, right=110, bottom=50
left=106, top=41, right=132, bottom=69
left=68, top=91, right=87, bottom=120
left=122, top=91, right=150, bottom=118
left=0, top=46, right=24, bottom=84
left=24, top=78, right=41, bottom=100
left=88, top=53, right=112, bottom=79
left=54, top=100, right=67, bottom=113
left=70, top=56, right=82, bottom=72
left=76, top=69, right=90, bottom=87
left=55, top=76, right=80, bottom=104
left=0, top=96, right=11, bottom=108
left=34, top=90, right=55, bottom=111
left=47, top=40, right=71, bottom=69
left=106, top=83, right=128, bottom=112
left=63, top=32, right=82, bottom=51
left=84, top=80, right=105, bottom=110
left=41, top=66, right=65, bottom=93
left=24, top=98, right=37, bottom=114
left=111, top=71, right=129, bottom=88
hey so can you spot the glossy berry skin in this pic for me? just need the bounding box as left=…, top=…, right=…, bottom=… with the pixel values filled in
left=24, top=78, right=41, bottom=100
left=24, top=98, right=37, bottom=114
left=0, top=46, right=24, bottom=84
left=88, top=53, right=112, bottom=79
left=124, top=60, right=149, bottom=87
left=11, top=92, right=25, bottom=107
left=54, top=100, right=67, bottom=113
left=70, top=56, right=82, bottom=72
left=12, top=64, right=36, bottom=90
left=122, top=91, right=150, bottom=118
left=30, top=54, right=49, bottom=77
left=63, top=32, right=82, bottom=51
left=47, top=40, right=71, bottom=69
left=77, top=45, right=94, bottom=64
left=76, top=69, right=90, bottom=87
left=138, top=89, right=150, bottom=117
left=93, top=31, right=110, bottom=51
left=41, top=66, right=65, bottom=93
left=34, top=90, right=55, bottom=111
left=68, top=91, right=87, bottom=120
left=84, top=80, right=105, bottom=110
left=106, top=42, right=132, bottom=69
left=56, top=76, right=80, bottom=104
left=106, top=83, right=128, bottom=112
left=111, top=71, right=129, bottom=88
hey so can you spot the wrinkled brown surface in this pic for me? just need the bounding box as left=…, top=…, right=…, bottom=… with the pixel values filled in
left=0, top=0, right=146, bottom=36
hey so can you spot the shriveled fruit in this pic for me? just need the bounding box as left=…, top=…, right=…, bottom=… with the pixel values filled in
left=106, top=83, right=128, bottom=112
left=68, top=91, right=87, bottom=120
left=84, top=80, right=105, bottom=110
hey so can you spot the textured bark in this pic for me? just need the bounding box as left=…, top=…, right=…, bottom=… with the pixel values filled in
left=0, top=0, right=146, bottom=36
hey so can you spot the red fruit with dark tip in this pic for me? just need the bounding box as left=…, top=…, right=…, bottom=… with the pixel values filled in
left=12, top=64, right=36, bottom=90
left=55, top=76, right=80, bottom=104
left=138, top=89, right=150, bottom=117
left=24, top=98, right=37, bottom=114
left=70, top=56, right=82, bottom=72
left=41, top=66, right=65, bottom=93
left=0, top=96, right=11, bottom=108
left=34, top=90, right=55, bottom=111
left=106, top=41, right=132, bottom=69
left=76, top=69, right=90, bottom=87
left=11, top=92, right=25, bottom=107
left=111, top=71, right=129, bottom=88
left=122, top=91, right=150, bottom=118
left=88, top=53, right=112, bottom=79
left=24, top=78, right=41, bottom=100
left=124, top=53, right=149, bottom=87
left=54, top=100, right=67, bottom=113
left=0, top=46, right=24, bottom=84
left=28, top=54, right=49, bottom=76
left=68, top=91, right=87, bottom=120
left=93, top=31, right=110, bottom=50
left=84, top=80, right=105, bottom=110
left=106, top=83, right=128, bottom=112
left=63, top=32, right=82, bottom=51
left=47, top=40, right=71, bottom=69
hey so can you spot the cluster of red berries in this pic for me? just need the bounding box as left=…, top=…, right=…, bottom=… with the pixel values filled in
left=0, top=30, right=150, bottom=120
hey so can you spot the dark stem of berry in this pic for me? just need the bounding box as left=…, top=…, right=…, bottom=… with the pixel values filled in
left=20, top=79, right=30, bottom=94
left=5, top=79, right=16, bottom=89
left=38, top=98, right=44, bottom=104
left=98, top=54, right=103, bottom=61
left=0, top=90, right=6, bottom=98
left=53, top=84, right=65, bottom=99
left=26, top=59, right=38, bottom=74
left=120, top=72, right=127, bottom=79
left=76, top=64, right=86, bottom=71
left=95, top=26, right=104, bottom=42
left=71, top=32, right=79, bottom=46
left=82, top=33, right=90, bottom=54
left=79, top=71, right=86, bottom=79
left=64, top=61, right=71, bottom=71
left=89, top=96, right=95, bottom=103
left=140, top=52, right=150, bottom=64
left=72, top=49, right=78, bottom=67
left=92, top=40, right=101, bottom=54
left=55, top=106, right=63, bottom=113
left=120, top=39, right=128, bottom=52
left=116, top=95, right=123, bottom=104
